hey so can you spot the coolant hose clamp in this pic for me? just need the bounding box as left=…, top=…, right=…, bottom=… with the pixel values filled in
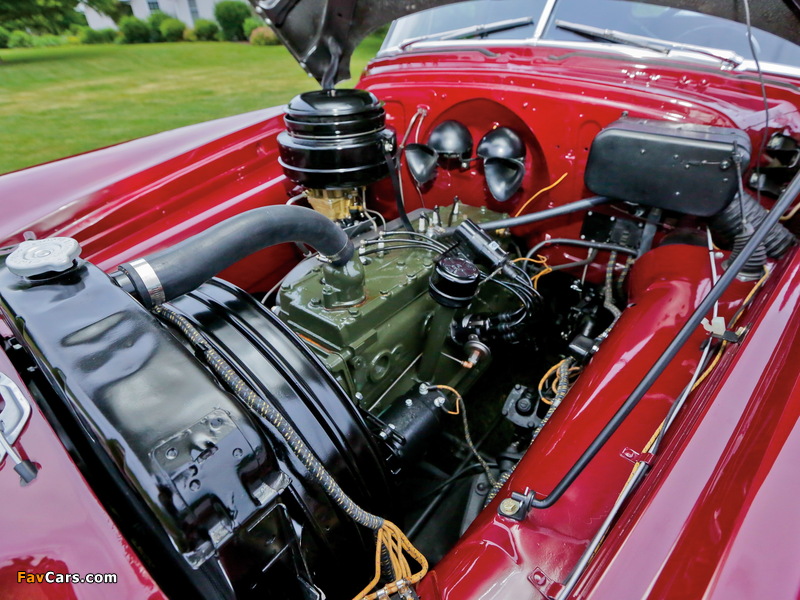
left=127, top=258, right=166, bottom=305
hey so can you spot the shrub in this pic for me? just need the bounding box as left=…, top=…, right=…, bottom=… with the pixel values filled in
left=249, top=26, right=279, bottom=46
left=78, top=28, right=117, bottom=44
left=8, top=30, right=34, bottom=48
left=119, top=16, right=150, bottom=44
left=32, top=34, right=66, bottom=47
left=193, top=19, right=219, bottom=41
left=214, top=0, right=251, bottom=41
left=147, top=10, right=170, bottom=42
left=183, top=28, right=197, bottom=42
left=243, top=16, right=263, bottom=40
left=159, top=18, right=186, bottom=42
left=0, top=26, right=10, bottom=49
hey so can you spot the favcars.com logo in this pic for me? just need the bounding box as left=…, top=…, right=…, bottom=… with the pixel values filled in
left=17, top=571, right=118, bottom=584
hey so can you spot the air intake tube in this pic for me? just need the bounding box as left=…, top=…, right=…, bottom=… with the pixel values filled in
left=113, top=205, right=361, bottom=308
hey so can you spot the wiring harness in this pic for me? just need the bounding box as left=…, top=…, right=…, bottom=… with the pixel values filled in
left=153, top=306, right=427, bottom=600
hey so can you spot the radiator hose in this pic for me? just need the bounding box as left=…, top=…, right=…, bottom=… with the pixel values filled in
left=114, top=205, right=356, bottom=307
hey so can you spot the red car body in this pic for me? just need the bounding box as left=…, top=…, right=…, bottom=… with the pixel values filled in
left=2, top=3, right=800, bottom=599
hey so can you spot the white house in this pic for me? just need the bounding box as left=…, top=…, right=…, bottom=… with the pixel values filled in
left=81, top=0, right=243, bottom=30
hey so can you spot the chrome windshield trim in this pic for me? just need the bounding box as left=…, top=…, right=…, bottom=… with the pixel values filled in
left=532, top=0, right=558, bottom=40
left=376, top=38, right=800, bottom=79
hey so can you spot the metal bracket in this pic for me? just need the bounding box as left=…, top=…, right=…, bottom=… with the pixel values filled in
left=497, top=489, right=536, bottom=521
left=621, top=447, right=655, bottom=465
left=528, top=567, right=565, bottom=600
left=702, top=317, right=748, bottom=344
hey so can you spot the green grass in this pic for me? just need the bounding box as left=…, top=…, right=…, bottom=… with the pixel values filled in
left=0, top=37, right=383, bottom=175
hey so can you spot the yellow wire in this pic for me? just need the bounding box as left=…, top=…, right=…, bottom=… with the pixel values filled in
left=511, top=256, right=547, bottom=265
left=513, top=172, right=569, bottom=217
left=538, top=358, right=568, bottom=404
left=780, top=199, right=800, bottom=221
left=355, top=520, right=429, bottom=600
left=615, top=266, right=772, bottom=497
left=530, top=257, right=553, bottom=290
left=512, top=255, right=552, bottom=289
left=429, top=384, right=462, bottom=414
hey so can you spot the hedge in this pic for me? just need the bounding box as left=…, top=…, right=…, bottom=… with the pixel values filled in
left=119, top=16, right=151, bottom=44
left=249, top=26, right=279, bottom=46
left=214, top=1, right=251, bottom=41
left=160, top=18, right=186, bottom=42
left=194, top=19, right=219, bottom=41
left=8, top=30, right=34, bottom=48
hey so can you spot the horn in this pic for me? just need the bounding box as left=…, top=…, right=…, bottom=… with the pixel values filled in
left=428, top=120, right=472, bottom=160
left=484, top=157, right=525, bottom=202
left=404, top=143, right=439, bottom=184
left=477, top=127, right=525, bottom=160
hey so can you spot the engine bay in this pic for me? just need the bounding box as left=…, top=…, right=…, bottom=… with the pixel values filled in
left=1, top=84, right=798, bottom=600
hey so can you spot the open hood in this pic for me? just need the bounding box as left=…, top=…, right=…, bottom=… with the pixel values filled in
left=251, top=0, right=800, bottom=87
left=250, top=0, right=464, bottom=88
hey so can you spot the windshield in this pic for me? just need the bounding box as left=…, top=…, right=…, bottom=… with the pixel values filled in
left=382, top=0, right=542, bottom=50
left=381, top=0, right=800, bottom=68
left=545, top=0, right=800, bottom=67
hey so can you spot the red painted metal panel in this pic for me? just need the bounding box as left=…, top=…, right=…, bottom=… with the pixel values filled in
left=573, top=247, right=800, bottom=600
left=0, top=350, right=167, bottom=600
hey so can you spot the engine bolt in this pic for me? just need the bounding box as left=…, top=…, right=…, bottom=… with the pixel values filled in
left=499, top=497, right=521, bottom=517
left=405, top=399, right=413, bottom=407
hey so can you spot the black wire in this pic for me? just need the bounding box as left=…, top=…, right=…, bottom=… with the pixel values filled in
left=359, top=243, right=445, bottom=257
left=383, top=147, right=414, bottom=231
left=742, top=0, right=770, bottom=206
left=366, top=235, right=448, bottom=252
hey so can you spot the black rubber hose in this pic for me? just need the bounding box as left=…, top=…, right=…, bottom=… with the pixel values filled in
left=116, top=206, right=352, bottom=307
left=711, top=191, right=795, bottom=258
left=522, top=169, right=800, bottom=511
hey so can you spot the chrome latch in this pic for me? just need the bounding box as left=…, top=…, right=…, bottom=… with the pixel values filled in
left=0, top=372, right=38, bottom=484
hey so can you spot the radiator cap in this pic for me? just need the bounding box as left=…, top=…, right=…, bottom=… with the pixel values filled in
left=6, top=237, right=81, bottom=278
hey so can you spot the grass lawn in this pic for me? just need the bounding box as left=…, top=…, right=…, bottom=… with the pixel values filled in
left=0, top=36, right=383, bottom=175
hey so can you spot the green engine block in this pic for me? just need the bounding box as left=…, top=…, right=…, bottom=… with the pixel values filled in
left=276, top=204, right=507, bottom=414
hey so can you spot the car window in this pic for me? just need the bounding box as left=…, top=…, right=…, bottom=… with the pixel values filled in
left=381, top=0, right=543, bottom=51
left=381, top=0, right=800, bottom=69
left=543, top=0, right=800, bottom=67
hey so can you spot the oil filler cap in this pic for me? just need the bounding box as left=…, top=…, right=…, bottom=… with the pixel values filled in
left=6, top=237, right=81, bottom=278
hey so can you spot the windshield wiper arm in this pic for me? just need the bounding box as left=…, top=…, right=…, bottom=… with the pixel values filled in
left=400, top=16, right=535, bottom=50
left=555, top=20, right=743, bottom=67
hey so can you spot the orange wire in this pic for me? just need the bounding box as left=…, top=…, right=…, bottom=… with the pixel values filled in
left=430, top=384, right=462, bottom=415
left=513, top=172, right=569, bottom=217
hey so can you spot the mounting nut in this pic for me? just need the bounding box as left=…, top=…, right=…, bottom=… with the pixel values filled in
left=499, top=497, right=521, bottom=517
